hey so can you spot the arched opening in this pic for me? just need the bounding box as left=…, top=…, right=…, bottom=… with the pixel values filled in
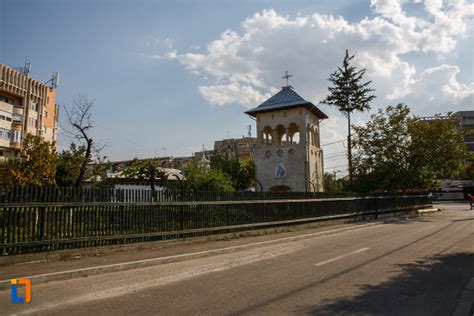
left=275, top=124, right=286, bottom=145
left=263, top=126, right=273, bottom=145
left=311, top=126, right=317, bottom=146
left=307, top=124, right=313, bottom=145
left=314, top=127, right=320, bottom=147
left=288, top=123, right=300, bottom=144
left=269, top=185, right=292, bottom=192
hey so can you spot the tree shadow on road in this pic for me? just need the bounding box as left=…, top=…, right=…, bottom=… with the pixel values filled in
left=297, top=252, right=474, bottom=316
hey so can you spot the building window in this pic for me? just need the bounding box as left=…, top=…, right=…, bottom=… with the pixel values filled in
left=31, top=101, right=38, bottom=111
left=0, top=110, right=12, bottom=121
left=44, top=111, right=48, bottom=118
left=12, top=130, right=21, bottom=143
left=0, top=128, right=11, bottom=140
left=28, top=117, right=37, bottom=127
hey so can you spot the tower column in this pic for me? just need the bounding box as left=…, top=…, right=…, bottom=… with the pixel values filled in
left=272, top=129, right=278, bottom=145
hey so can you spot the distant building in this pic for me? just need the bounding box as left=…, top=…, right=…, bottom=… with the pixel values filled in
left=158, top=156, right=195, bottom=170
left=106, top=157, right=191, bottom=175
left=453, top=111, right=474, bottom=157
left=0, top=63, right=59, bottom=160
left=194, top=149, right=215, bottom=161
left=193, top=136, right=258, bottom=160
left=214, top=137, right=257, bottom=158
left=245, top=85, right=328, bottom=192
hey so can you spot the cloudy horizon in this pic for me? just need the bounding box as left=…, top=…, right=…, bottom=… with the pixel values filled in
left=2, top=0, right=473, bottom=176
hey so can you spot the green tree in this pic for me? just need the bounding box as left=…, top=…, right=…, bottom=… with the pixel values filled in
left=352, top=104, right=467, bottom=192
left=55, top=143, right=110, bottom=187
left=459, top=160, right=474, bottom=180
left=0, top=134, right=58, bottom=186
left=210, top=155, right=255, bottom=190
left=123, top=158, right=168, bottom=196
left=321, top=49, right=376, bottom=185
left=184, top=161, right=234, bottom=191
left=323, top=172, right=346, bottom=192
left=55, top=143, right=87, bottom=186
left=409, top=113, right=466, bottom=184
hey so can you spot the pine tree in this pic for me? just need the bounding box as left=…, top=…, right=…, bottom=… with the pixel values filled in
left=322, top=49, right=376, bottom=185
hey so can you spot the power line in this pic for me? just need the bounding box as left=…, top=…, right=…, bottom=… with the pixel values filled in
left=321, top=139, right=346, bottom=147
left=324, top=152, right=346, bottom=159
left=324, top=164, right=348, bottom=170
left=325, top=150, right=346, bottom=156
left=325, top=156, right=347, bottom=162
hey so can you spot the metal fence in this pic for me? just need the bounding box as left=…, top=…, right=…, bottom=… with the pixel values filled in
left=0, top=187, right=432, bottom=255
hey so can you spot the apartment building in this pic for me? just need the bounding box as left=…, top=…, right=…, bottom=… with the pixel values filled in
left=193, top=137, right=258, bottom=161
left=0, top=64, right=59, bottom=160
left=214, top=137, right=257, bottom=158
left=453, top=111, right=474, bottom=156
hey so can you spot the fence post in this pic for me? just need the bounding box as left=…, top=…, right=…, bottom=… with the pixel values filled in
left=225, top=203, right=229, bottom=226
left=374, top=194, right=378, bottom=219
left=179, top=190, right=184, bottom=235
left=1, top=206, right=8, bottom=255
left=38, top=206, right=45, bottom=241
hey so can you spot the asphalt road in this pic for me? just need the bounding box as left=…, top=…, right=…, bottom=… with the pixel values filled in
left=1, top=203, right=473, bottom=315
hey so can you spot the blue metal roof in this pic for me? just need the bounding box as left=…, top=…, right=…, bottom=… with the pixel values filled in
left=245, top=86, right=328, bottom=119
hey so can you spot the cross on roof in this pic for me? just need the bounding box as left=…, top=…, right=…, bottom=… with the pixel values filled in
left=282, top=70, right=293, bottom=87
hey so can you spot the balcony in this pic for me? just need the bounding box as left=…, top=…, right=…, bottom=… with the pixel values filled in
left=12, top=114, right=23, bottom=123
left=0, top=100, right=13, bottom=113
left=13, top=106, right=24, bottom=115
left=10, top=141, right=21, bottom=150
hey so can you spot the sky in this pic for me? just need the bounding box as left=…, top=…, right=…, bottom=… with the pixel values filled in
left=1, top=0, right=473, bottom=177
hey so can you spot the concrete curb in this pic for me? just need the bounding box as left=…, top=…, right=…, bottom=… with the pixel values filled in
left=453, top=277, right=474, bottom=316
left=417, top=208, right=440, bottom=214
left=0, top=221, right=383, bottom=290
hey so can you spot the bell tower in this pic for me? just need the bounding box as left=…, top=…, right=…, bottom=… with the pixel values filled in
left=245, top=78, right=328, bottom=192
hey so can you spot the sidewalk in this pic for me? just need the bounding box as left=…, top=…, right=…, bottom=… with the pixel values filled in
left=0, top=219, right=387, bottom=285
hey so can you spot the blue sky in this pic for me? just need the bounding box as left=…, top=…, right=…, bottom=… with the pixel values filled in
left=2, top=0, right=473, bottom=176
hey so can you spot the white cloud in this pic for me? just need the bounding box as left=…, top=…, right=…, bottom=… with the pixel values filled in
left=152, top=1, right=473, bottom=116
left=398, top=64, right=474, bottom=114
left=199, top=83, right=271, bottom=108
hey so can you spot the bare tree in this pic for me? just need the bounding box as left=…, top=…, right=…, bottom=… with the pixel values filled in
left=64, top=95, right=97, bottom=187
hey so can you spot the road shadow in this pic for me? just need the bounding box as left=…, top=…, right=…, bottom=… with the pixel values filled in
left=297, top=252, right=474, bottom=316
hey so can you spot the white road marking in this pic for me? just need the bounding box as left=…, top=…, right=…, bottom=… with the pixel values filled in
left=315, top=247, right=370, bottom=266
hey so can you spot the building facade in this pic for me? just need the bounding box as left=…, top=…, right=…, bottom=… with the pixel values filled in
left=245, top=86, right=328, bottom=192
left=453, top=111, right=474, bottom=157
left=0, top=64, right=59, bottom=160
left=193, top=136, right=258, bottom=160
left=214, top=137, right=257, bottom=158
